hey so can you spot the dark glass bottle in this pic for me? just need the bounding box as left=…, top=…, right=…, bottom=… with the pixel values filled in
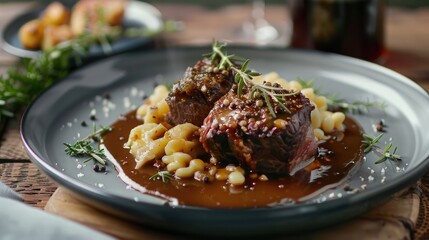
left=290, top=0, right=387, bottom=62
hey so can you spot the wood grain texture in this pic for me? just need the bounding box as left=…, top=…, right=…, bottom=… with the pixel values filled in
left=0, top=127, right=28, bottom=160
left=0, top=163, right=57, bottom=208
left=45, top=187, right=419, bottom=240
left=45, top=188, right=174, bottom=240
left=415, top=174, right=429, bottom=240
left=316, top=218, right=411, bottom=240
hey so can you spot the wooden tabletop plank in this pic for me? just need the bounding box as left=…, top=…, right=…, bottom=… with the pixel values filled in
left=416, top=175, right=429, bottom=239
left=0, top=163, right=57, bottom=208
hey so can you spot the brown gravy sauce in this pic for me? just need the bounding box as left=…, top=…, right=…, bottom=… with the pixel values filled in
left=102, top=110, right=364, bottom=208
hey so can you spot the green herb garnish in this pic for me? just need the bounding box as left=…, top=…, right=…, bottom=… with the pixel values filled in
left=374, top=143, right=400, bottom=164
left=164, top=82, right=175, bottom=91
left=149, top=171, right=174, bottom=183
left=64, top=124, right=111, bottom=165
left=206, top=41, right=298, bottom=117
left=362, top=133, right=401, bottom=164
left=296, top=77, right=316, bottom=91
left=0, top=21, right=178, bottom=123
left=327, top=94, right=386, bottom=114
left=296, top=79, right=386, bottom=114
left=363, top=133, right=384, bottom=153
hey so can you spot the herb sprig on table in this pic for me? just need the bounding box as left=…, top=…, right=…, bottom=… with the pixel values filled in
left=0, top=22, right=178, bottom=123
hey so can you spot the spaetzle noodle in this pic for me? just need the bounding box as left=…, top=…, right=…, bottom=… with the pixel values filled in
left=253, top=72, right=345, bottom=140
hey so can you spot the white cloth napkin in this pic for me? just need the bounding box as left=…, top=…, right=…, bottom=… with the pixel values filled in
left=0, top=182, right=21, bottom=201
left=0, top=182, right=115, bottom=240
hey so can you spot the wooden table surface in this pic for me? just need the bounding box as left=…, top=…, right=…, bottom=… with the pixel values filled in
left=0, top=2, right=429, bottom=239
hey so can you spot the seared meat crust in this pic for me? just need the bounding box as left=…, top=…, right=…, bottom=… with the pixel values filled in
left=200, top=85, right=317, bottom=176
left=165, top=58, right=234, bottom=126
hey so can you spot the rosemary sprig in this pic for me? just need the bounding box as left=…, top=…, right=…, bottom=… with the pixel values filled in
left=207, top=41, right=297, bottom=117
left=65, top=141, right=107, bottom=165
left=296, top=77, right=316, bottom=91
left=374, top=143, right=400, bottom=164
left=296, top=79, right=386, bottom=114
left=0, top=21, right=178, bottom=123
left=362, top=133, right=401, bottom=164
left=327, top=94, right=387, bottom=114
left=87, top=124, right=111, bottom=141
left=164, top=82, right=175, bottom=91
left=363, top=133, right=384, bottom=153
left=64, top=125, right=111, bottom=165
left=149, top=171, right=174, bottom=183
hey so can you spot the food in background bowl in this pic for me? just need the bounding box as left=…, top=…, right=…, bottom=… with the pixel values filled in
left=18, top=0, right=127, bottom=51
left=70, top=0, right=126, bottom=36
left=42, top=25, right=74, bottom=51
left=41, top=1, right=70, bottom=27
left=18, top=19, right=44, bottom=49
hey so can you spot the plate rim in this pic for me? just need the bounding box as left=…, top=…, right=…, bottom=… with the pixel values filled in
left=20, top=46, right=429, bottom=235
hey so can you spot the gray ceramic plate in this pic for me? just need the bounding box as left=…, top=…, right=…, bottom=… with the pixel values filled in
left=2, top=1, right=162, bottom=59
left=21, top=47, right=429, bottom=237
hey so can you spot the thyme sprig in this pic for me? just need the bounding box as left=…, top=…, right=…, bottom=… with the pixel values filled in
left=206, top=41, right=298, bottom=117
left=363, top=133, right=384, bottom=153
left=327, top=95, right=387, bottom=114
left=362, top=133, right=401, bottom=164
left=64, top=125, right=111, bottom=165
left=296, top=77, right=316, bottom=92
left=149, top=171, right=174, bottom=183
left=295, top=79, right=386, bottom=114
left=374, top=143, right=400, bottom=164
left=0, top=21, right=178, bottom=123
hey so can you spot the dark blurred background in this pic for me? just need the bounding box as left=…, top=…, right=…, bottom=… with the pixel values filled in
left=0, top=0, right=428, bottom=9
left=147, top=0, right=429, bottom=8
